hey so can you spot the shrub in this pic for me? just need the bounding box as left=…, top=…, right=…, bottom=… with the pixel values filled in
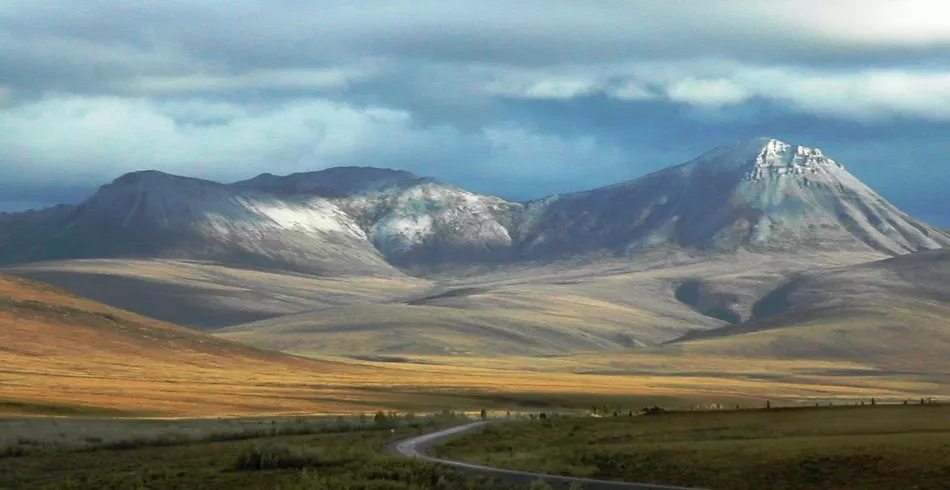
left=373, top=411, right=400, bottom=430
left=0, top=445, right=32, bottom=458
left=233, top=443, right=350, bottom=470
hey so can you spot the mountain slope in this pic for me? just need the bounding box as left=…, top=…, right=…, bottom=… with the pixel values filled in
left=238, top=167, right=521, bottom=266
left=3, top=259, right=430, bottom=329
left=0, top=272, right=409, bottom=415
left=668, top=250, right=950, bottom=371
left=5, top=272, right=822, bottom=416
left=216, top=250, right=884, bottom=357
left=0, top=171, right=401, bottom=276
left=516, top=138, right=950, bottom=258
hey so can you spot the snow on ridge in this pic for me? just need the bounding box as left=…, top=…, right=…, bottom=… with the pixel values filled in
left=237, top=197, right=366, bottom=238
left=92, top=169, right=369, bottom=241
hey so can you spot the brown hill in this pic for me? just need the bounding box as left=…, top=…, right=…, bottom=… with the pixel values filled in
left=8, top=272, right=781, bottom=416
left=3, top=259, right=428, bottom=329
left=669, top=250, right=950, bottom=372
left=0, top=272, right=414, bottom=416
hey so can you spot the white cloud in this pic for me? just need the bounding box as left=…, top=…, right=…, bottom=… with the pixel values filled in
left=609, top=82, right=655, bottom=101
left=485, top=77, right=596, bottom=100
left=0, top=96, right=430, bottom=185
left=753, top=1, right=950, bottom=45
left=117, top=68, right=369, bottom=95
left=713, top=68, right=950, bottom=120
left=481, top=62, right=950, bottom=121
left=665, top=78, right=749, bottom=107
left=0, top=95, right=627, bottom=191
left=782, top=71, right=950, bottom=120
left=521, top=80, right=595, bottom=99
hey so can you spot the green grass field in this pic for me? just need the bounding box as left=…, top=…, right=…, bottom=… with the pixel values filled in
left=436, top=404, right=950, bottom=490
left=0, top=413, right=539, bottom=490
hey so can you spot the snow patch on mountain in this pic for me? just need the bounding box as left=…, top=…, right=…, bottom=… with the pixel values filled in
left=371, top=213, right=435, bottom=254
left=236, top=167, right=520, bottom=264
left=348, top=182, right=516, bottom=262
left=0, top=170, right=400, bottom=276
left=239, top=198, right=366, bottom=237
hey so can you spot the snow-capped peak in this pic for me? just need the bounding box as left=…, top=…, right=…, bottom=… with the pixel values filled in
left=752, top=138, right=841, bottom=170
left=686, top=137, right=844, bottom=182
left=743, top=138, right=845, bottom=182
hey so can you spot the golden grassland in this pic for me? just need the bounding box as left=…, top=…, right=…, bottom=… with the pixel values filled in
left=4, top=254, right=950, bottom=418
left=0, top=273, right=746, bottom=417
left=438, top=404, right=950, bottom=490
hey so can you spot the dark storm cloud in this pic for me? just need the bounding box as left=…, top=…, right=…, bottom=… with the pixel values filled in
left=4, top=0, right=950, bottom=98
left=0, top=0, right=949, bottom=224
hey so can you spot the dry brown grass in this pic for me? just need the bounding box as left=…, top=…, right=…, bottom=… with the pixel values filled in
left=8, top=268, right=931, bottom=417
left=218, top=250, right=886, bottom=356
left=668, top=250, right=950, bottom=372
left=0, top=273, right=411, bottom=416
left=4, top=248, right=948, bottom=418
left=667, top=302, right=950, bottom=373
left=0, top=273, right=785, bottom=416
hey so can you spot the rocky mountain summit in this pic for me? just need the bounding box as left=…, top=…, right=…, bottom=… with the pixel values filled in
left=515, top=138, right=949, bottom=257
left=1, top=138, right=946, bottom=274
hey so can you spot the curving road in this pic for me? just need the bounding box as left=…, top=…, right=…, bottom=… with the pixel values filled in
left=389, top=421, right=706, bottom=490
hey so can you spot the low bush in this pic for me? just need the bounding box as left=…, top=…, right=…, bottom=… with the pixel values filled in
left=234, top=443, right=361, bottom=470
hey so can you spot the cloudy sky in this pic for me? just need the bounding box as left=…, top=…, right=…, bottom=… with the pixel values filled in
left=1, top=0, right=949, bottom=224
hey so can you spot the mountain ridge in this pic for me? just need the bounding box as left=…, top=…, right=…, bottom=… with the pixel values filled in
left=2, top=138, right=947, bottom=273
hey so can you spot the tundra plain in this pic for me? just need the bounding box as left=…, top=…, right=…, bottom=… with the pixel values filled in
left=5, top=248, right=950, bottom=418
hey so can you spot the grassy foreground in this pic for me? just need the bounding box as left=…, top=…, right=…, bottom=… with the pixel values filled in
left=436, top=404, right=950, bottom=490
left=0, top=413, right=536, bottom=490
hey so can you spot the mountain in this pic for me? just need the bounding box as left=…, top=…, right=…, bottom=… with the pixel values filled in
left=1, top=138, right=946, bottom=274
left=515, top=138, right=950, bottom=257
left=0, top=170, right=401, bottom=276
left=236, top=167, right=521, bottom=266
